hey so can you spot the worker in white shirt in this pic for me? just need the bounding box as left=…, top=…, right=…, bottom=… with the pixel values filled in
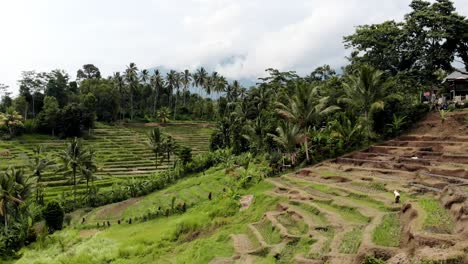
left=394, top=190, right=400, bottom=204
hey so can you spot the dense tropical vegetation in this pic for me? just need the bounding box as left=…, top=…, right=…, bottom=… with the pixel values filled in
left=0, top=0, right=467, bottom=261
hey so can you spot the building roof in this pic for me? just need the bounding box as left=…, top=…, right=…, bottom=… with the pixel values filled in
left=443, top=70, right=468, bottom=83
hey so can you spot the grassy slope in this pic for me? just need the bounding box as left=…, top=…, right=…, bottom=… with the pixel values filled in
left=0, top=122, right=213, bottom=201
left=14, top=166, right=279, bottom=264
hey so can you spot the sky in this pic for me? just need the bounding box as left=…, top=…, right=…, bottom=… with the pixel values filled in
left=1, top=0, right=467, bottom=94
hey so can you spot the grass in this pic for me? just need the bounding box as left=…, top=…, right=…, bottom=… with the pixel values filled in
left=290, top=202, right=328, bottom=226
left=1, top=122, right=213, bottom=201
left=284, top=177, right=346, bottom=196
left=276, top=213, right=308, bottom=236
left=339, top=227, right=362, bottom=254
left=372, top=213, right=401, bottom=247
left=15, top=167, right=281, bottom=264
left=419, top=197, right=455, bottom=234
left=313, top=200, right=371, bottom=224
left=346, top=193, right=390, bottom=212
left=255, top=220, right=282, bottom=245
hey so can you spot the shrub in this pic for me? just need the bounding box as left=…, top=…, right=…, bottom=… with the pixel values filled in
left=42, top=201, right=65, bottom=233
left=178, top=146, right=193, bottom=165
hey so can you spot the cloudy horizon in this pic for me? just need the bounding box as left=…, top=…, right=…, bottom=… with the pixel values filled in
left=1, top=0, right=467, bottom=93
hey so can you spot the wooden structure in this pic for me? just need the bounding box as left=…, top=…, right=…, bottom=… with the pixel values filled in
left=443, top=70, right=468, bottom=99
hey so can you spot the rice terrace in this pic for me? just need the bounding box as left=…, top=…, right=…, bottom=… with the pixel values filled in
left=1, top=0, right=468, bottom=264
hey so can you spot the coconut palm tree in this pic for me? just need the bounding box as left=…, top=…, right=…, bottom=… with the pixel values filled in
left=79, top=148, right=97, bottom=194
left=140, top=69, right=149, bottom=84
left=193, top=67, right=208, bottom=97
left=28, top=145, right=55, bottom=203
left=150, top=70, right=165, bottom=117
left=269, top=122, right=303, bottom=166
left=157, top=107, right=171, bottom=124
left=341, top=65, right=391, bottom=141
left=0, top=107, right=24, bottom=138
left=113, top=72, right=126, bottom=120
left=276, top=83, right=339, bottom=162
left=125, top=63, right=139, bottom=120
left=148, top=128, right=164, bottom=169
left=181, top=69, right=192, bottom=106
left=58, top=138, right=93, bottom=209
left=0, top=167, right=33, bottom=232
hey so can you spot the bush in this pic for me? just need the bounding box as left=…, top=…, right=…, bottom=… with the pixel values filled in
left=362, top=256, right=386, bottom=264
left=42, top=201, right=64, bottom=233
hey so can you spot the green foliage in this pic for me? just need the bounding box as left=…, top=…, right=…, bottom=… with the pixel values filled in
left=420, top=198, right=454, bottom=234
left=177, top=146, right=192, bottom=165
left=372, top=213, right=401, bottom=247
left=339, top=227, right=362, bottom=254
left=42, top=201, right=64, bottom=233
left=362, top=256, right=386, bottom=264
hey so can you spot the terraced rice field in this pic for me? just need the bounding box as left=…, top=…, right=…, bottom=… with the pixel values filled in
left=218, top=110, right=468, bottom=263
left=0, top=122, right=213, bottom=201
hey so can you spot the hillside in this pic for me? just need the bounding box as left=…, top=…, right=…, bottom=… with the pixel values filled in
left=11, top=110, right=468, bottom=264
left=0, top=122, right=213, bottom=201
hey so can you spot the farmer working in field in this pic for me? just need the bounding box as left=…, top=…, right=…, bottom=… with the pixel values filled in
left=394, top=190, right=400, bottom=204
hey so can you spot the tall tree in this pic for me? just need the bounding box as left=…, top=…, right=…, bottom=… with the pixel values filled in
left=0, top=168, right=33, bottom=232
left=58, top=138, right=93, bottom=209
left=181, top=69, right=192, bottom=106
left=125, top=63, right=139, bottom=120
left=77, top=64, right=101, bottom=82
left=28, top=145, right=55, bottom=204
left=148, top=128, right=164, bottom=169
left=150, top=70, right=165, bottom=117
left=341, top=65, right=392, bottom=141
left=276, top=83, right=339, bottom=162
left=193, top=67, right=208, bottom=98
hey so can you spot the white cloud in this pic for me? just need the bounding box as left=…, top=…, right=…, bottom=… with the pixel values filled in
left=0, top=0, right=467, bottom=93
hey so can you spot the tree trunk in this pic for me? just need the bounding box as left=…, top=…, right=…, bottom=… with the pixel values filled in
left=73, top=166, right=77, bottom=210
left=304, top=138, right=310, bottom=163
left=4, top=206, right=8, bottom=233
left=32, top=95, right=35, bottom=118
left=130, top=92, right=134, bottom=120
left=365, top=111, right=370, bottom=143
left=173, top=91, right=178, bottom=121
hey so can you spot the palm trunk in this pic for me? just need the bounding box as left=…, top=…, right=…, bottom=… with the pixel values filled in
left=365, top=111, right=370, bottom=143
left=32, top=94, right=35, bottom=118
left=4, top=206, right=8, bottom=233
left=73, top=166, right=77, bottom=210
left=173, top=91, right=178, bottom=121
left=36, top=172, right=41, bottom=203
left=130, top=91, right=134, bottom=120
left=304, top=138, right=310, bottom=163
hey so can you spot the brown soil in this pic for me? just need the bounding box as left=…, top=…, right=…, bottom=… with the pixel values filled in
left=212, top=110, right=468, bottom=263
left=93, top=197, right=142, bottom=221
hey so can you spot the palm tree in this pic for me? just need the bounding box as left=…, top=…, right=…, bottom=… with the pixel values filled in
left=341, top=65, right=391, bottom=141
left=150, top=70, right=165, bottom=117
left=157, top=107, right=171, bottom=123
left=276, top=83, right=339, bottom=162
left=181, top=69, right=192, bottom=106
left=80, top=148, right=97, bottom=194
left=0, top=167, right=33, bottom=232
left=113, top=72, right=126, bottom=120
left=125, top=63, right=139, bottom=120
left=215, top=75, right=228, bottom=98
left=148, top=128, right=164, bottom=169
left=269, top=122, right=303, bottom=166
left=193, top=67, right=208, bottom=97
left=140, top=69, right=149, bottom=84
left=58, top=138, right=93, bottom=209
left=0, top=107, right=24, bottom=138
left=173, top=72, right=182, bottom=120
left=166, top=70, right=178, bottom=108
left=28, top=145, right=55, bottom=203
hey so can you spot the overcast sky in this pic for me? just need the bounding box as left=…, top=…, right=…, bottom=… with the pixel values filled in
left=1, top=0, right=467, bottom=93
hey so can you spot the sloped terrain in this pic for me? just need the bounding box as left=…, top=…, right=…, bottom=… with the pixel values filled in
left=0, top=122, right=213, bottom=201
left=217, top=110, right=468, bottom=263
